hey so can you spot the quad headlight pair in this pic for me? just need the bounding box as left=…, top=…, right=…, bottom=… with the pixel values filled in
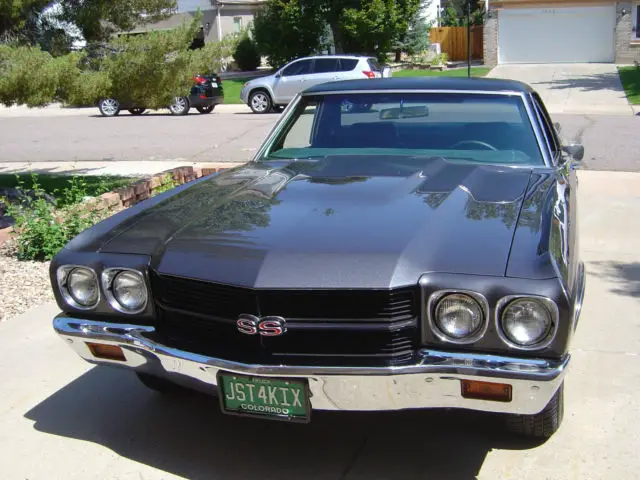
left=429, top=291, right=557, bottom=350
left=57, top=266, right=147, bottom=314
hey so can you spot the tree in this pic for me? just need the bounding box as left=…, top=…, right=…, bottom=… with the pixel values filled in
left=57, top=0, right=177, bottom=43
left=0, top=0, right=51, bottom=44
left=438, top=1, right=483, bottom=26
left=439, top=6, right=459, bottom=26
left=252, top=0, right=325, bottom=68
left=233, top=35, right=261, bottom=71
left=394, top=0, right=432, bottom=59
left=0, top=0, right=177, bottom=54
left=322, top=0, right=422, bottom=59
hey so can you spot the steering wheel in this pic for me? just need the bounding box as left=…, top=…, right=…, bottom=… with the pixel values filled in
left=451, top=140, right=498, bottom=151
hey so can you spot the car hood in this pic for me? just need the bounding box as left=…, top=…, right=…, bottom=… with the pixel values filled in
left=91, top=157, right=534, bottom=289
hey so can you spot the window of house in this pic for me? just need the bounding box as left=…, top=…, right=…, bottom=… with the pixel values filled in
left=233, top=17, right=243, bottom=33
left=635, top=5, right=640, bottom=39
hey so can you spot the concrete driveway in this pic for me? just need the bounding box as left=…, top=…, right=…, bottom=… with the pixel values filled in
left=488, top=64, right=633, bottom=115
left=0, top=169, right=639, bottom=479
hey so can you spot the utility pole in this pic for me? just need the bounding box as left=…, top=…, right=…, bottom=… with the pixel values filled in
left=467, top=0, right=471, bottom=78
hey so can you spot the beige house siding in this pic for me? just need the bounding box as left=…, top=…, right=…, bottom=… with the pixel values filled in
left=483, top=1, right=640, bottom=65
left=212, top=6, right=261, bottom=41
left=128, top=1, right=265, bottom=43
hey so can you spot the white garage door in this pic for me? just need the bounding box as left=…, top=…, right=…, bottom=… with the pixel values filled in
left=498, top=6, right=616, bottom=64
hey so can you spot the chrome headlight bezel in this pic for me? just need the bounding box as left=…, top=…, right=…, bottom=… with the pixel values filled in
left=427, top=290, right=489, bottom=344
left=101, top=268, right=148, bottom=314
left=56, top=265, right=100, bottom=310
left=496, top=295, right=559, bottom=351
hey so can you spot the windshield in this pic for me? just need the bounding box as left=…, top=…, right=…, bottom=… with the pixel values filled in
left=262, top=92, right=544, bottom=166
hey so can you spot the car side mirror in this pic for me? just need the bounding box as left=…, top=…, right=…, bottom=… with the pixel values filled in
left=275, top=71, right=282, bottom=78
left=562, top=144, right=584, bottom=161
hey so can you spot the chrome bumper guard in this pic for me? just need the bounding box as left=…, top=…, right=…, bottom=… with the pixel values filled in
left=54, top=316, right=569, bottom=415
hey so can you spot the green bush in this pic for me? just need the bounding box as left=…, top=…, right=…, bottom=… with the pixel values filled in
left=0, top=45, right=61, bottom=107
left=233, top=36, right=261, bottom=71
left=3, top=174, right=117, bottom=261
left=0, top=16, right=235, bottom=109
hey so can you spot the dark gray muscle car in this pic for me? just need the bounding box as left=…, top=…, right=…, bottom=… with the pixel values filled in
left=50, top=77, right=586, bottom=439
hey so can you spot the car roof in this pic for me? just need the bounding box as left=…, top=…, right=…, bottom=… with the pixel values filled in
left=302, top=76, right=535, bottom=94
left=295, top=55, right=373, bottom=60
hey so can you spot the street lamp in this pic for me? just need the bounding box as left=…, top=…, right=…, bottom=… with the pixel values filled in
left=466, top=0, right=471, bottom=78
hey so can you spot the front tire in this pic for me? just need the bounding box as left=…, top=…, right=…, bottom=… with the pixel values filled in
left=196, top=105, right=215, bottom=114
left=505, top=382, right=564, bottom=438
left=249, top=90, right=272, bottom=114
left=168, top=96, right=190, bottom=116
left=98, top=98, right=120, bottom=117
left=136, top=372, right=187, bottom=394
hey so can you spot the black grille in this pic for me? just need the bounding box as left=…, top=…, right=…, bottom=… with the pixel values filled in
left=150, top=273, right=419, bottom=366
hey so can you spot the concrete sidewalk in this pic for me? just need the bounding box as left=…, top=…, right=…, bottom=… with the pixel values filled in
left=488, top=64, right=634, bottom=115
left=0, top=160, right=245, bottom=177
left=0, top=169, right=639, bottom=479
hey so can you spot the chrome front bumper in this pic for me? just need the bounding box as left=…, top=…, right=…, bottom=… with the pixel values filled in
left=53, top=316, right=569, bottom=415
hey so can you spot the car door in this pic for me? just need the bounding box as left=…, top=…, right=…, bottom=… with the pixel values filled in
left=335, top=58, right=359, bottom=80
left=272, top=59, right=313, bottom=104
left=531, top=93, right=580, bottom=300
left=308, top=57, right=341, bottom=87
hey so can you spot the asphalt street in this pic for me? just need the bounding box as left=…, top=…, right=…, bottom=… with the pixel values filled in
left=1, top=110, right=639, bottom=171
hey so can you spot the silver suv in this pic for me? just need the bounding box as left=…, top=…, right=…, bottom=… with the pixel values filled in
left=240, top=55, right=391, bottom=114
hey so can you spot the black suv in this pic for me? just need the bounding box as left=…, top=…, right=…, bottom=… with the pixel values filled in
left=97, top=73, right=224, bottom=117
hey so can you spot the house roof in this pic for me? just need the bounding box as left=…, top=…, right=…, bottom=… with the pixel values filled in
left=302, top=76, right=535, bottom=95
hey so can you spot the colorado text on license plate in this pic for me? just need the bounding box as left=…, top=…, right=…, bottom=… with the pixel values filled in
left=219, top=374, right=308, bottom=420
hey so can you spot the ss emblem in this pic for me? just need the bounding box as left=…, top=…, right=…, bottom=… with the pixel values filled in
left=236, top=314, right=287, bottom=337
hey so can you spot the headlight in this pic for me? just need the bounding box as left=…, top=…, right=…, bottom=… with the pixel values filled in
left=432, top=293, right=486, bottom=342
left=57, top=266, right=99, bottom=309
left=500, top=298, right=555, bottom=348
left=103, top=269, right=148, bottom=314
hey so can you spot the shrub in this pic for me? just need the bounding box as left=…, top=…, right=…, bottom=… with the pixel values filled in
left=3, top=174, right=118, bottom=261
left=233, top=36, right=261, bottom=71
left=252, top=0, right=325, bottom=68
left=0, top=16, right=222, bottom=109
left=0, top=45, right=61, bottom=107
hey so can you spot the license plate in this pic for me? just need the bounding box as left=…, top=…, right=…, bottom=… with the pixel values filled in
left=210, top=82, right=217, bottom=87
left=217, top=372, right=310, bottom=422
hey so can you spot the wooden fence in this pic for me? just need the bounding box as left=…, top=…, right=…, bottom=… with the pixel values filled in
left=429, top=26, right=483, bottom=61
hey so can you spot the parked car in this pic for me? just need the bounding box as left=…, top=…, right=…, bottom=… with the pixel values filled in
left=51, top=77, right=585, bottom=439
left=240, top=55, right=392, bottom=114
left=97, top=73, right=224, bottom=117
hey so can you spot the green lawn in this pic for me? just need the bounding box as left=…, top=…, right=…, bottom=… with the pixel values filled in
left=393, top=67, right=491, bottom=78
left=222, top=68, right=491, bottom=105
left=0, top=174, right=137, bottom=207
left=222, top=78, right=249, bottom=104
left=618, top=66, right=640, bottom=104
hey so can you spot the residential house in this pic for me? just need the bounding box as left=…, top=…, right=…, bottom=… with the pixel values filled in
left=482, top=1, right=640, bottom=65
left=129, top=0, right=266, bottom=43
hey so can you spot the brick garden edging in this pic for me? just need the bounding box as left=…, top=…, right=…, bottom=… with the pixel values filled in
left=93, top=165, right=231, bottom=210
left=0, top=165, right=235, bottom=245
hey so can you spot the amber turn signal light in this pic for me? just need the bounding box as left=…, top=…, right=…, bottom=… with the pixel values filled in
left=86, top=342, right=126, bottom=361
left=461, top=380, right=512, bottom=402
